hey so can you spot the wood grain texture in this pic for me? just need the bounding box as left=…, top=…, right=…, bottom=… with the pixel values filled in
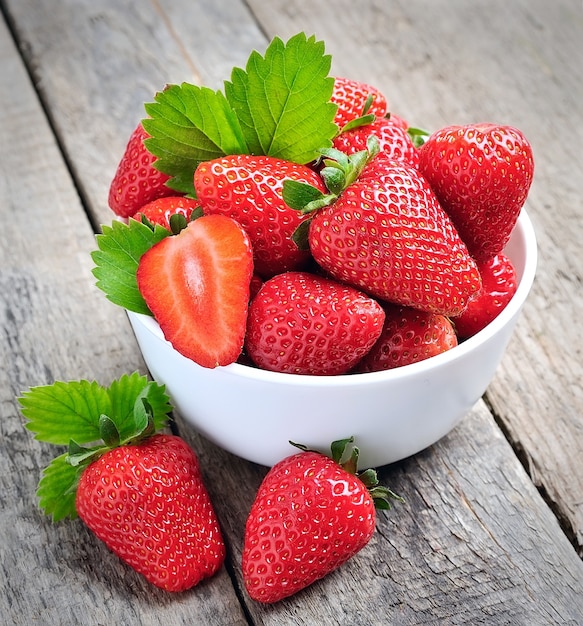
left=0, top=12, right=247, bottom=626
left=197, top=401, right=583, bottom=625
left=243, top=0, right=583, bottom=557
left=1, top=0, right=582, bottom=623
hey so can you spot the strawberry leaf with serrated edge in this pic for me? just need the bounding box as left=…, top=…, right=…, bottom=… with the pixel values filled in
left=107, top=372, right=171, bottom=442
left=20, top=380, right=111, bottom=445
left=20, top=372, right=171, bottom=445
left=91, top=218, right=169, bottom=315
left=224, top=32, right=337, bottom=163
left=20, top=373, right=173, bottom=520
left=37, top=453, right=80, bottom=521
left=143, top=84, right=249, bottom=195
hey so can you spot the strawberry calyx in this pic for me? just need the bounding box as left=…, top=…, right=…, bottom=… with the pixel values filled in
left=285, top=136, right=381, bottom=249
left=67, top=398, right=157, bottom=469
left=336, top=93, right=378, bottom=134
left=19, top=372, right=173, bottom=521
left=139, top=204, right=204, bottom=235
left=289, top=436, right=404, bottom=510
left=406, top=125, right=430, bottom=148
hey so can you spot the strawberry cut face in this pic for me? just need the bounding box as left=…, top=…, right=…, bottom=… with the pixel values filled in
left=136, top=214, right=253, bottom=368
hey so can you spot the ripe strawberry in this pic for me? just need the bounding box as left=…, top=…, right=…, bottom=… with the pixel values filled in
left=108, top=122, right=176, bottom=218
left=354, top=304, right=458, bottom=372
left=452, top=253, right=517, bottom=338
left=135, top=196, right=200, bottom=231
left=194, top=155, right=327, bottom=278
left=20, top=372, right=225, bottom=593
left=333, top=116, right=420, bottom=168
left=331, top=77, right=388, bottom=130
left=417, top=123, right=534, bottom=262
left=76, top=434, right=225, bottom=592
left=245, top=271, right=385, bottom=375
left=137, top=214, right=253, bottom=368
left=309, top=154, right=482, bottom=317
left=242, top=437, right=401, bottom=603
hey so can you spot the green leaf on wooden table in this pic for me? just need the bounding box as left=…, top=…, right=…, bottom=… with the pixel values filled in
left=224, top=32, right=337, bottom=164
left=20, top=373, right=172, bottom=446
left=91, top=218, right=169, bottom=315
left=20, top=373, right=174, bottom=520
left=20, top=379, right=112, bottom=445
left=37, top=453, right=81, bottom=521
left=143, top=84, right=249, bottom=195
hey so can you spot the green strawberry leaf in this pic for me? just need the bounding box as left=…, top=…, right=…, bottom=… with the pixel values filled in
left=143, top=84, right=249, bottom=195
left=106, top=372, right=171, bottom=442
left=37, top=454, right=80, bottom=521
left=20, top=373, right=173, bottom=520
left=21, top=379, right=112, bottom=445
left=407, top=125, right=430, bottom=148
left=91, top=218, right=169, bottom=315
left=225, top=32, right=337, bottom=163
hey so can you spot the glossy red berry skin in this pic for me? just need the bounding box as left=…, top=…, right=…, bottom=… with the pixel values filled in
left=452, top=253, right=517, bottom=338
left=242, top=450, right=376, bottom=604
left=418, top=123, right=534, bottom=262
left=108, top=123, right=175, bottom=218
left=76, top=434, right=225, bottom=592
left=309, top=156, right=482, bottom=317
left=245, top=271, right=385, bottom=375
left=355, top=304, right=458, bottom=372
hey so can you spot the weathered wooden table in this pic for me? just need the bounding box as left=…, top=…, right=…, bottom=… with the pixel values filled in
left=1, top=1, right=582, bottom=624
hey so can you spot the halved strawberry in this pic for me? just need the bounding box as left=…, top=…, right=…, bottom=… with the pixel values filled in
left=136, top=214, right=253, bottom=368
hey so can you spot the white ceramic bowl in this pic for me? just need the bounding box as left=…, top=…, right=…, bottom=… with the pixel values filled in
left=128, top=210, right=537, bottom=468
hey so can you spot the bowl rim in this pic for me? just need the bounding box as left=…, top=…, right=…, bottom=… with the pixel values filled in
left=129, top=208, right=537, bottom=388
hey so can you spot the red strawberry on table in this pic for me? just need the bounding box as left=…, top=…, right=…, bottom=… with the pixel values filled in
left=242, top=437, right=401, bottom=603
left=137, top=214, right=253, bottom=368
left=108, top=122, right=176, bottom=218
left=135, top=196, right=200, bottom=231
left=333, top=116, right=420, bottom=168
left=245, top=271, right=385, bottom=375
left=331, top=76, right=388, bottom=130
left=194, top=155, right=327, bottom=278
left=308, top=154, right=482, bottom=317
left=77, top=434, right=225, bottom=592
left=417, top=123, right=534, bottom=262
left=19, top=372, right=225, bottom=593
left=452, top=253, right=517, bottom=338
left=354, top=304, right=458, bottom=372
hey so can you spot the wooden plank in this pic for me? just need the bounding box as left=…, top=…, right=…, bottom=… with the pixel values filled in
left=242, top=0, right=583, bottom=556
left=0, top=13, right=248, bottom=625
left=2, top=0, right=583, bottom=623
left=197, top=401, right=583, bottom=624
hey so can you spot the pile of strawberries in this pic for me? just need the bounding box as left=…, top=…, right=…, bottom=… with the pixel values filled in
left=106, top=72, right=533, bottom=376
left=22, top=33, right=535, bottom=604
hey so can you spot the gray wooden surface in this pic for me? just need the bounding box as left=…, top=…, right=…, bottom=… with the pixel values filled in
left=1, top=1, right=582, bottom=624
